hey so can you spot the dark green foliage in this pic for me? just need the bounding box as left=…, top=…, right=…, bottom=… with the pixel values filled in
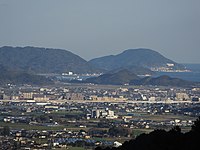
left=0, top=126, right=10, bottom=136
left=86, top=69, right=139, bottom=85
left=89, top=48, right=184, bottom=71
left=169, top=126, right=181, bottom=134
left=35, top=115, right=51, bottom=123
left=108, top=126, right=131, bottom=137
left=191, top=116, right=200, bottom=132
left=0, top=65, right=52, bottom=85
left=86, top=70, right=198, bottom=87
left=0, top=46, right=99, bottom=74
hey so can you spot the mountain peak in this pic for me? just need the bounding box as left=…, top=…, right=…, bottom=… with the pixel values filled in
left=123, top=48, right=157, bottom=53
left=86, top=69, right=139, bottom=85
left=89, top=48, right=184, bottom=72
left=0, top=46, right=100, bottom=74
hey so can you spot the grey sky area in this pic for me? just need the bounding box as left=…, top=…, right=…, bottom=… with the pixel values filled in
left=0, top=0, right=200, bottom=63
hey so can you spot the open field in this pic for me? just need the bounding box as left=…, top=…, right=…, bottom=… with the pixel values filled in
left=126, top=112, right=196, bottom=122
left=0, top=122, right=66, bottom=131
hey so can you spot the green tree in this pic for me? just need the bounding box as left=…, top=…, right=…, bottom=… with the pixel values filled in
left=3, top=126, right=10, bottom=136
left=191, top=116, right=200, bottom=133
left=108, top=126, right=131, bottom=137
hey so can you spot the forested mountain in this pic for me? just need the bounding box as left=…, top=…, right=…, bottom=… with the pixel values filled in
left=89, top=48, right=184, bottom=71
left=0, top=46, right=99, bottom=74
left=85, top=70, right=198, bottom=87
left=86, top=70, right=139, bottom=85
left=0, top=65, right=52, bottom=85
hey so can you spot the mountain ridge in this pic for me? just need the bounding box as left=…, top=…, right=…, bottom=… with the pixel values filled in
left=0, top=46, right=188, bottom=75
left=0, top=65, right=52, bottom=85
left=89, top=48, right=185, bottom=71
left=85, top=70, right=198, bottom=87
left=0, top=46, right=100, bottom=74
left=85, top=69, right=140, bottom=85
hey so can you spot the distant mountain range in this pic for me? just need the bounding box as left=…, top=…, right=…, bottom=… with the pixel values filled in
left=0, top=46, right=99, bottom=74
left=0, top=46, right=195, bottom=86
left=0, top=65, right=52, bottom=85
left=0, top=46, right=186, bottom=75
left=89, top=48, right=185, bottom=73
left=85, top=70, right=198, bottom=87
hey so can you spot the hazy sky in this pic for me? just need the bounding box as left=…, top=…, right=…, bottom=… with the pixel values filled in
left=0, top=0, right=200, bottom=63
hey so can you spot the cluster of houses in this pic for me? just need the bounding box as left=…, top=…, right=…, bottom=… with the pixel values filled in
left=0, top=85, right=199, bottom=103
left=0, top=85, right=199, bottom=149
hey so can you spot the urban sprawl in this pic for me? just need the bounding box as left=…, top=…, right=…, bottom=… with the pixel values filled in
left=0, top=84, right=200, bottom=149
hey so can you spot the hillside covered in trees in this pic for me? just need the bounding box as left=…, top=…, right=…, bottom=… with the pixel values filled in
left=96, top=117, right=200, bottom=150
